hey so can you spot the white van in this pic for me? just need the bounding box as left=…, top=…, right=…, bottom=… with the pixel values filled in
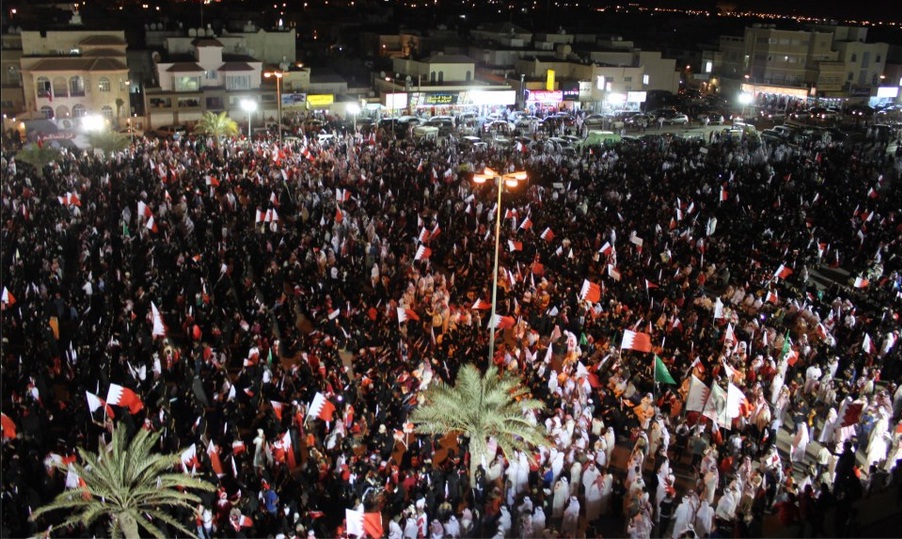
left=412, top=125, right=439, bottom=141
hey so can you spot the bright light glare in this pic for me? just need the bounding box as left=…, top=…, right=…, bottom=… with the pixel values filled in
left=738, top=92, right=754, bottom=105
left=240, top=99, right=257, bottom=112
left=82, top=114, right=105, bottom=132
left=346, top=103, right=361, bottom=115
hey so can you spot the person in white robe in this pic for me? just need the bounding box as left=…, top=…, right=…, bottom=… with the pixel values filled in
left=569, top=459, right=583, bottom=496
left=551, top=476, right=570, bottom=519
left=715, top=482, right=740, bottom=522
left=585, top=473, right=604, bottom=523
left=866, top=413, right=891, bottom=469
left=604, top=427, right=616, bottom=468
left=818, top=407, right=838, bottom=446
left=628, top=506, right=653, bottom=539
left=703, top=468, right=719, bottom=505
left=670, top=494, right=698, bottom=539
left=582, top=461, right=600, bottom=495
left=561, top=496, right=580, bottom=535
left=497, top=506, right=512, bottom=537
left=791, top=421, right=810, bottom=464
left=695, top=499, right=715, bottom=537
left=531, top=506, right=546, bottom=534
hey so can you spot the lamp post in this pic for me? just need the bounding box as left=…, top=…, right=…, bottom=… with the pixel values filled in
left=263, top=70, right=284, bottom=144
left=240, top=98, right=257, bottom=140
left=471, top=167, right=528, bottom=365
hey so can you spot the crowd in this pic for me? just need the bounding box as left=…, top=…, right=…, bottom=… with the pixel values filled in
left=1, top=117, right=901, bottom=539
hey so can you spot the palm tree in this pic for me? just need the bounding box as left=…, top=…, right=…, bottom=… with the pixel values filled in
left=193, top=111, right=238, bottom=151
left=31, top=424, right=215, bottom=539
left=410, top=364, right=549, bottom=484
left=87, top=130, right=129, bottom=155
left=15, top=142, right=61, bottom=178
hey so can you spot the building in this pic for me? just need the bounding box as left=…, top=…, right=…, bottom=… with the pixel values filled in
left=15, top=18, right=130, bottom=128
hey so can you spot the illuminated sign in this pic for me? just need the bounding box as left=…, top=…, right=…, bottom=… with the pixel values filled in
left=546, top=69, right=555, bottom=91
left=876, top=86, right=898, bottom=99
left=306, top=94, right=334, bottom=107
left=423, top=93, right=458, bottom=105
left=561, top=82, right=580, bottom=101
left=281, top=93, right=307, bottom=106
left=526, top=90, right=563, bottom=103
left=627, top=91, right=647, bottom=103
left=385, top=92, right=408, bottom=109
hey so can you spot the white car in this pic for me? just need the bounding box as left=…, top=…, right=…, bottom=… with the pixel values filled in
left=668, top=114, right=690, bottom=125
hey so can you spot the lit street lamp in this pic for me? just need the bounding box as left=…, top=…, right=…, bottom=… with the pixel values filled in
left=346, top=102, right=360, bottom=133
left=263, top=70, right=284, bottom=144
left=240, top=98, right=257, bottom=140
left=471, top=167, right=528, bottom=365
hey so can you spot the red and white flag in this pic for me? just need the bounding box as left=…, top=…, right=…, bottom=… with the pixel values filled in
left=853, top=277, right=869, bottom=288
left=336, top=188, right=351, bottom=203
left=1, top=287, right=15, bottom=306
left=519, top=216, right=533, bottom=230
left=489, top=315, right=517, bottom=330
left=621, top=329, right=653, bottom=353
left=397, top=307, right=420, bottom=323
left=765, top=290, right=779, bottom=304
left=271, top=401, right=285, bottom=421
left=85, top=391, right=115, bottom=418
left=472, top=299, right=492, bottom=310
left=307, top=392, right=336, bottom=422
left=281, top=430, right=297, bottom=470
left=151, top=302, right=166, bottom=338
left=106, top=384, right=144, bottom=414
left=1, top=413, right=16, bottom=440
left=418, top=227, right=431, bottom=243
left=335, top=207, right=343, bottom=223
left=645, top=280, right=659, bottom=290
left=723, top=323, right=735, bottom=346
left=145, top=216, right=158, bottom=233
left=540, top=227, right=554, bottom=242
left=180, top=443, right=198, bottom=472
left=862, top=333, right=877, bottom=354
left=207, top=440, right=224, bottom=477
left=607, top=265, right=621, bottom=281
left=686, top=375, right=709, bottom=412
left=714, top=298, right=724, bottom=320
left=414, top=245, right=432, bottom=261
left=269, top=191, right=279, bottom=207
left=508, top=240, right=522, bottom=252
left=346, top=509, right=384, bottom=539
left=719, top=186, right=728, bottom=202
left=580, top=280, right=601, bottom=303
left=774, top=264, right=793, bottom=280
left=205, top=176, right=220, bottom=187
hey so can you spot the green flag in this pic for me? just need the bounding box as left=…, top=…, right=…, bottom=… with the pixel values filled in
left=779, top=331, right=791, bottom=363
left=122, top=222, right=129, bottom=237
left=654, top=355, right=676, bottom=385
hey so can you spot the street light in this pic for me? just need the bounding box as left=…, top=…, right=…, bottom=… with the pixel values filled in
left=240, top=98, right=257, bottom=140
left=471, top=167, right=528, bottom=365
left=263, top=70, right=284, bottom=144
left=346, top=102, right=360, bottom=133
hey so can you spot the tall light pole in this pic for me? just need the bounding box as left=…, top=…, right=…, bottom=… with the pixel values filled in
left=264, top=70, right=284, bottom=144
left=472, top=167, right=528, bottom=365
left=346, top=102, right=360, bottom=133
left=240, top=98, right=257, bottom=140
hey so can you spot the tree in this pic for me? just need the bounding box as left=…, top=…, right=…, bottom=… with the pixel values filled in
left=410, top=364, right=549, bottom=484
left=15, top=142, right=61, bottom=178
left=193, top=111, right=238, bottom=151
left=87, top=130, right=129, bottom=155
left=31, top=424, right=215, bottom=539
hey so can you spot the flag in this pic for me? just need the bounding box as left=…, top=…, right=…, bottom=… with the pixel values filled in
left=397, top=307, right=420, bottom=322
left=414, top=245, right=432, bottom=261
left=508, top=240, right=522, bottom=252
left=85, top=391, right=115, bottom=418
left=1, top=287, right=15, bottom=306
left=765, top=290, right=778, bottom=304
left=205, top=176, right=220, bottom=187
left=269, top=191, right=279, bottom=207
left=607, top=265, right=621, bottom=281
left=336, top=188, right=351, bottom=202
left=723, top=323, right=735, bottom=346
left=271, top=401, right=285, bottom=421
left=472, top=299, right=492, bottom=310
left=180, top=443, right=198, bottom=472
left=150, top=302, right=166, bottom=338
left=686, top=375, right=709, bottom=412
left=0, top=412, right=16, bottom=439
left=579, top=280, right=601, bottom=303
left=65, top=465, right=87, bottom=490
left=335, top=207, right=343, bottom=223
left=727, top=383, right=747, bottom=419
left=702, top=383, right=729, bottom=428
left=720, top=186, right=728, bottom=202
left=654, top=356, right=676, bottom=384
left=281, top=430, right=297, bottom=470
left=346, top=509, right=384, bottom=539
left=706, top=217, right=717, bottom=236
left=106, top=384, right=144, bottom=414
left=713, top=298, right=724, bottom=320
left=621, top=330, right=653, bottom=353
left=207, top=440, right=224, bottom=477
left=540, top=227, right=554, bottom=242
left=418, top=227, right=431, bottom=243
left=599, top=242, right=613, bottom=256
left=862, top=333, right=877, bottom=354
left=145, top=216, right=158, bottom=233
left=841, top=401, right=864, bottom=427
left=774, top=264, right=793, bottom=280
left=519, top=216, right=533, bottom=230
left=645, top=279, right=659, bottom=290
left=853, top=277, right=869, bottom=288
left=307, top=392, right=336, bottom=422
left=489, top=315, right=516, bottom=330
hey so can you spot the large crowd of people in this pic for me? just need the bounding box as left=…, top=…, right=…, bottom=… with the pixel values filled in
left=1, top=115, right=901, bottom=539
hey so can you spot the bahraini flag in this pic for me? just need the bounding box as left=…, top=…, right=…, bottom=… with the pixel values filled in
left=415, top=245, right=432, bottom=260
left=621, top=330, right=653, bottom=353
left=307, top=392, right=336, bottom=422
left=579, top=280, right=601, bottom=303
left=774, top=264, right=793, bottom=280
left=686, top=375, right=710, bottom=412
left=106, top=384, right=144, bottom=415
left=346, top=508, right=384, bottom=539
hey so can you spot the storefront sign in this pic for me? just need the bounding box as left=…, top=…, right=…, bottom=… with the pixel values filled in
left=526, top=90, right=563, bottom=103
left=306, top=94, right=334, bottom=107
left=423, top=93, right=458, bottom=105
left=281, top=93, right=307, bottom=106
left=561, top=82, right=579, bottom=101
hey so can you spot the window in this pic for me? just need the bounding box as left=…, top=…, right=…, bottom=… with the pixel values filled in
left=98, top=76, right=111, bottom=92
left=101, top=106, right=113, bottom=120
left=175, top=76, right=201, bottom=92
left=623, top=76, right=632, bottom=82
left=36, top=76, right=51, bottom=98
left=40, top=106, right=53, bottom=119
left=466, top=71, right=471, bottom=81
left=7, top=66, right=20, bottom=85
left=72, top=104, right=86, bottom=117
left=205, top=70, right=217, bottom=80
left=642, top=74, right=649, bottom=85
left=224, top=75, right=249, bottom=90
left=851, top=53, right=857, bottom=62
left=52, top=77, right=68, bottom=98
left=69, top=76, right=85, bottom=97
left=876, top=55, right=881, bottom=63
left=848, top=73, right=854, bottom=81
left=55, top=105, right=69, bottom=118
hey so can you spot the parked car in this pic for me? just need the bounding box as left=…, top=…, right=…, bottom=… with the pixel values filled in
left=117, top=126, right=144, bottom=138
left=153, top=125, right=187, bottom=139
left=667, top=114, right=690, bottom=125
left=697, top=113, right=724, bottom=125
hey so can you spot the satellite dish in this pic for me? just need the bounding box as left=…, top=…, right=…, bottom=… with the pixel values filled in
left=188, top=28, right=197, bottom=37
left=379, top=71, right=386, bottom=79
left=405, top=75, right=412, bottom=83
